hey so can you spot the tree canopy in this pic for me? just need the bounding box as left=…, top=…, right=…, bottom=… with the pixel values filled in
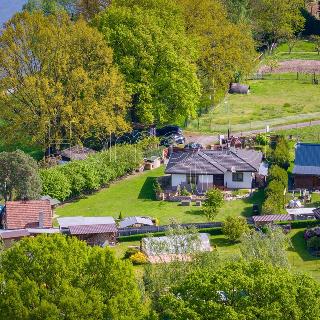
left=0, top=150, right=42, bottom=201
left=0, top=12, right=129, bottom=149
left=0, top=234, right=145, bottom=319
left=157, top=260, right=320, bottom=320
left=94, top=0, right=201, bottom=124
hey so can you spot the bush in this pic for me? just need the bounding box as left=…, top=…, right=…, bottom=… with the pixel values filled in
left=203, top=188, right=224, bottom=221
left=307, top=236, right=320, bottom=250
left=271, top=136, right=290, bottom=169
left=124, top=247, right=139, bottom=259
left=255, top=133, right=269, bottom=146
left=277, top=220, right=320, bottom=229
left=222, top=216, right=250, bottom=242
left=129, top=252, right=148, bottom=265
left=268, top=165, right=288, bottom=189
left=180, top=187, right=191, bottom=196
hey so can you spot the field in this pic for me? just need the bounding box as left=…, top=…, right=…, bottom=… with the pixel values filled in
left=111, top=228, right=320, bottom=282
left=56, top=166, right=264, bottom=224
left=187, top=75, right=320, bottom=133
left=275, top=125, right=320, bottom=143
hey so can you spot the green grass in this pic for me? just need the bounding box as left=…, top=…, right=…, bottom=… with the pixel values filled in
left=275, top=125, right=320, bottom=143
left=187, top=75, right=320, bottom=133
left=56, top=166, right=264, bottom=224
left=276, top=40, right=316, bottom=53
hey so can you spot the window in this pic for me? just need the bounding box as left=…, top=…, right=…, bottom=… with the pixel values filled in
left=232, top=172, right=243, bottom=182
left=187, top=174, right=198, bottom=184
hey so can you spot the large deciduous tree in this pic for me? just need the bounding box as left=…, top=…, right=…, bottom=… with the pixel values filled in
left=177, top=0, right=256, bottom=102
left=23, top=0, right=77, bottom=16
left=0, top=12, right=129, bottom=150
left=0, top=150, right=42, bottom=201
left=94, top=0, right=201, bottom=124
left=0, top=234, right=145, bottom=319
left=157, top=260, right=320, bottom=319
left=76, top=0, right=110, bottom=20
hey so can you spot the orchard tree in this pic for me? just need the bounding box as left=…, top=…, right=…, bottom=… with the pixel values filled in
left=157, top=260, right=320, bottom=319
left=0, top=234, right=145, bottom=319
left=240, top=226, right=291, bottom=267
left=222, top=216, right=250, bottom=242
left=0, top=150, right=42, bottom=201
left=203, top=188, right=224, bottom=221
left=94, top=1, right=201, bottom=124
left=0, top=12, right=129, bottom=150
left=311, top=35, right=320, bottom=55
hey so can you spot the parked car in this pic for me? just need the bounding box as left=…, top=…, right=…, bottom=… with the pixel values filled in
left=160, top=134, right=185, bottom=146
left=252, top=204, right=259, bottom=215
left=184, top=142, right=203, bottom=150
left=156, top=125, right=183, bottom=137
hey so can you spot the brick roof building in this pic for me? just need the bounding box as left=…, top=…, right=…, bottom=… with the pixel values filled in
left=3, top=200, right=53, bottom=230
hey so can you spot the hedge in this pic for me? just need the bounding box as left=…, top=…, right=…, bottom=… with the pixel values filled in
left=41, top=144, right=144, bottom=201
left=277, top=220, right=320, bottom=229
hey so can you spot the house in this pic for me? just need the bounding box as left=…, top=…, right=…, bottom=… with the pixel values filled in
left=165, top=148, right=263, bottom=192
left=141, top=233, right=211, bottom=263
left=2, top=200, right=53, bottom=230
left=293, top=143, right=320, bottom=189
left=40, top=195, right=61, bottom=208
left=59, top=145, right=96, bottom=161
left=57, top=216, right=117, bottom=246
left=119, top=216, right=154, bottom=229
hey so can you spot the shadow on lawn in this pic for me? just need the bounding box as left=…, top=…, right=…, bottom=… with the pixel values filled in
left=138, top=177, right=157, bottom=200
left=289, top=230, right=320, bottom=262
left=239, top=189, right=265, bottom=218
left=210, top=237, right=235, bottom=248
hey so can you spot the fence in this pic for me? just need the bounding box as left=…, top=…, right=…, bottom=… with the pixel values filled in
left=118, top=222, right=222, bottom=237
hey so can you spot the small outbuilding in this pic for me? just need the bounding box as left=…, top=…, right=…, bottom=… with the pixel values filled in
left=119, top=216, right=154, bottom=229
left=228, top=83, right=250, bottom=94
left=59, top=145, right=96, bottom=161
left=0, top=229, right=30, bottom=248
left=252, top=214, right=292, bottom=226
left=40, top=195, right=61, bottom=208
left=57, top=216, right=118, bottom=246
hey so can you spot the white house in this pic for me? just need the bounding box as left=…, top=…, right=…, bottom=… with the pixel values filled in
left=165, top=148, right=263, bottom=192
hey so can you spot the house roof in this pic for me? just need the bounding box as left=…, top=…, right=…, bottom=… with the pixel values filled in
left=0, top=229, right=30, bottom=239
left=165, top=149, right=262, bottom=175
left=5, top=200, right=52, bottom=229
left=68, top=224, right=117, bottom=235
left=57, top=216, right=116, bottom=228
left=59, top=145, right=96, bottom=161
left=293, top=143, right=320, bottom=175
left=119, top=216, right=153, bottom=229
left=27, top=228, right=60, bottom=234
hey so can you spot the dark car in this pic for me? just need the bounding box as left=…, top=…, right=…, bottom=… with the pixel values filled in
left=160, top=134, right=185, bottom=146
left=252, top=204, right=259, bottom=215
left=156, top=125, right=183, bottom=137
left=184, top=142, right=203, bottom=150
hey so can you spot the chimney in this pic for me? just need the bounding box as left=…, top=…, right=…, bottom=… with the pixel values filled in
left=39, top=212, right=44, bottom=228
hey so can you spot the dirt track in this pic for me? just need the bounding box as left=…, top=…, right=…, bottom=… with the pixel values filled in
left=259, top=60, right=320, bottom=74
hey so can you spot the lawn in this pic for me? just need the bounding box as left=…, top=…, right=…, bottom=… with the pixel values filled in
left=187, top=75, right=320, bottom=133
left=56, top=166, right=264, bottom=225
left=275, top=125, right=320, bottom=143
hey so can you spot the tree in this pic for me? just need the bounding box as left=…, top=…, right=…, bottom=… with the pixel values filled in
left=287, top=35, right=298, bottom=54
left=240, top=226, right=290, bottom=267
left=263, top=180, right=286, bottom=214
left=203, top=188, right=224, bottom=221
left=0, top=234, right=145, bottom=319
left=0, top=150, right=42, bottom=201
left=0, top=12, right=129, bottom=150
left=311, top=35, right=320, bottom=55
left=94, top=1, right=201, bottom=124
left=23, top=0, right=76, bottom=16
left=177, top=0, right=256, bottom=102
left=222, top=216, right=250, bottom=242
left=264, top=56, right=279, bottom=72
left=76, top=0, right=110, bottom=20
left=157, top=260, right=320, bottom=320
left=272, top=137, right=291, bottom=169
left=268, top=165, right=288, bottom=189
left=250, top=0, right=305, bottom=51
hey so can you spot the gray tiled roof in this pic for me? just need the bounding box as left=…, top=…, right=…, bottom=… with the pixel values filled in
left=165, top=149, right=262, bottom=175
left=293, top=143, right=320, bottom=175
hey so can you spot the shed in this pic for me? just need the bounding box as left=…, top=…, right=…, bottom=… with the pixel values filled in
left=40, top=195, right=61, bottom=207
left=57, top=216, right=117, bottom=246
left=0, top=229, right=30, bottom=248
left=286, top=208, right=316, bottom=220
left=229, top=83, right=250, bottom=94
left=119, top=216, right=154, bottom=229
left=252, top=214, right=292, bottom=226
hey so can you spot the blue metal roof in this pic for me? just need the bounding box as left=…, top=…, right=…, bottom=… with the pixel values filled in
left=293, top=143, right=320, bottom=175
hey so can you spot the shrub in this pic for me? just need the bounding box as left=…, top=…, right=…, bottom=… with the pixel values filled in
left=129, top=252, right=148, bottom=265
left=223, top=216, right=250, bottom=242
left=271, top=136, right=290, bottom=169
left=307, top=236, right=320, bottom=250
left=153, top=180, right=163, bottom=194
left=268, top=165, right=288, bottom=189
left=124, top=247, right=139, bottom=259
left=180, top=187, right=191, bottom=196
left=203, top=188, right=224, bottom=221
left=255, top=133, right=269, bottom=146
